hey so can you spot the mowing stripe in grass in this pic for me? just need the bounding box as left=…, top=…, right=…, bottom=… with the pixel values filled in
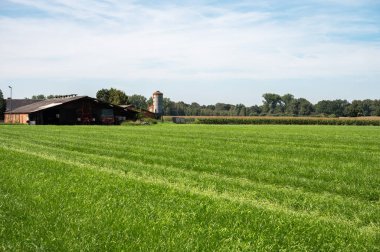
left=1, top=143, right=378, bottom=233
left=0, top=131, right=378, bottom=203
left=1, top=125, right=379, bottom=251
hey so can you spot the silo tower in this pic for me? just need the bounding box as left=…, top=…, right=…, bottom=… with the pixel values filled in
left=152, top=91, right=164, bottom=115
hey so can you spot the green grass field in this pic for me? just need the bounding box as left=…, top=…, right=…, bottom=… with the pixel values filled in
left=0, top=124, right=379, bottom=251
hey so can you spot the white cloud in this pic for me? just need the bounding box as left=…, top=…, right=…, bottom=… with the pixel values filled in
left=0, top=0, right=379, bottom=83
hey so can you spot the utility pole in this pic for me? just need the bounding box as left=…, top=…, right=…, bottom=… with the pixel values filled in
left=8, top=85, right=12, bottom=123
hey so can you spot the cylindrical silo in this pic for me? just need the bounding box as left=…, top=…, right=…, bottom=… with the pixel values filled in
left=152, top=91, right=163, bottom=115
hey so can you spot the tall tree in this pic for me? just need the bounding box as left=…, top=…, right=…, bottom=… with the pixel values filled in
left=96, top=88, right=128, bottom=105
left=0, top=89, right=5, bottom=120
left=361, top=99, right=373, bottom=116
left=247, top=105, right=262, bottom=115
left=234, top=104, right=246, bottom=116
left=298, top=98, right=314, bottom=115
left=189, top=102, right=201, bottom=116
left=281, top=94, right=294, bottom=113
left=162, top=98, right=174, bottom=115
left=96, top=89, right=110, bottom=103
left=315, top=100, right=350, bottom=117
left=372, top=100, right=380, bottom=116
left=109, top=88, right=128, bottom=105
left=128, top=94, right=148, bottom=109
left=262, top=93, right=282, bottom=114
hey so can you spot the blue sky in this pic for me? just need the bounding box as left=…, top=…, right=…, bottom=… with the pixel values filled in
left=0, top=0, right=379, bottom=105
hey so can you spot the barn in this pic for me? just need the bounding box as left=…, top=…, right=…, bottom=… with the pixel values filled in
left=4, top=95, right=138, bottom=125
left=121, top=104, right=156, bottom=119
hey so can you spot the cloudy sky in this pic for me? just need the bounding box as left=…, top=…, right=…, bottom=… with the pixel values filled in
left=0, top=0, right=379, bottom=105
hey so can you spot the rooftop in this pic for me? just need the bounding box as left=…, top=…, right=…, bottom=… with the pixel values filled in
left=5, top=96, right=88, bottom=114
left=153, top=91, right=163, bottom=95
left=6, top=99, right=42, bottom=112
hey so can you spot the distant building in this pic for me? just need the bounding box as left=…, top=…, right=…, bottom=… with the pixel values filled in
left=120, top=104, right=156, bottom=119
left=4, top=96, right=138, bottom=125
left=148, top=91, right=164, bottom=116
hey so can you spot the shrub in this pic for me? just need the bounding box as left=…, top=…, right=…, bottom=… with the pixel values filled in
left=143, top=118, right=158, bottom=124
left=192, top=117, right=380, bottom=126
left=121, top=121, right=142, bottom=126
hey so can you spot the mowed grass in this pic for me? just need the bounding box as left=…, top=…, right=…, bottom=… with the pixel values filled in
left=0, top=124, right=379, bottom=251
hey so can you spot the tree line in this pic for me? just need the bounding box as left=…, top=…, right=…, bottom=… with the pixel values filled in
left=127, top=91, right=380, bottom=117
left=2, top=87, right=379, bottom=119
left=160, top=93, right=380, bottom=117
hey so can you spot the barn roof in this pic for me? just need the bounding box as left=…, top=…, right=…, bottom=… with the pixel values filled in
left=5, top=96, right=88, bottom=114
left=5, top=99, right=43, bottom=112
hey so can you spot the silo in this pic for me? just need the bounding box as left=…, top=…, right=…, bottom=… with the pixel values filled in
left=152, top=91, right=164, bottom=115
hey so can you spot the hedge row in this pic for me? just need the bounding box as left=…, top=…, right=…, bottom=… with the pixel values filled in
left=191, top=117, right=380, bottom=126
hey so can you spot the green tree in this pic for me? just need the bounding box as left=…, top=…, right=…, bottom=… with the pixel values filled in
left=109, top=88, right=128, bottom=105
left=189, top=102, right=201, bottom=116
left=286, top=99, right=300, bottom=115
left=371, top=100, right=380, bottom=116
left=361, top=99, right=373, bottom=116
left=345, top=100, right=361, bottom=117
left=234, top=104, right=246, bottom=116
left=315, top=100, right=349, bottom=117
left=96, top=89, right=110, bottom=103
left=162, top=98, right=174, bottom=115
left=281, top=94, right=294, bottom=114
left=128, top=94, right=148, bottom=109
left=298, top=98, right=314, bottom=115
left=262, top=93, right=282, bottom=114
left=0, top=89, right=5, bottom=120
left=147, top=97, right=153, bottom=107
left=238, top=106, right=247, bottom=116
left=174, top=101, right=187, bottom=116
left=247, top=105, right=262, bottom=116
left=215, top=103, right=231, bottom=112
left=96, top=88, right=128, bottom=105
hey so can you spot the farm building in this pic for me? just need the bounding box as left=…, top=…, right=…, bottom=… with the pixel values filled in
left=121, top=104, right=156, bottom=119
left=5, top=98, right=42, bottom=113
left=4, top=95, right=138, bottom=125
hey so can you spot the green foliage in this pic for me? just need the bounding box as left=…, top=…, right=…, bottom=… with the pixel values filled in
left=160, top=93, right=379, bottom=118
left=96, top=88, right=128, bottom=105
left=0, top=125, right=379, bottom=250
left=28, top=89, right=380, bottom=118
left=315, top=100, right=350, bottom=117
left=345, top=99, right=380, bottom=117
left=262, top=93, right=283, bottom=114
left=163, top=100, right=263, bottom=117
left=120, top=120, right=143, bottom=126
left=0, top=89, right=5, bottom=120
left=120, top=118, right=158, bottom=126
left=143, top=118, right=158, bottom=124
left=281, top=94, right=294, bottom=108
left=128, top=94, right=148, bottom=109
left=96, top=89, right=110, bottom=103
left=161, top=93, right=314, bottom=117
left=192, top=117, right=380, bottom=126
left=147, top=97, right=153, bottom=107
left=284, top=98, right=314, bottom=116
